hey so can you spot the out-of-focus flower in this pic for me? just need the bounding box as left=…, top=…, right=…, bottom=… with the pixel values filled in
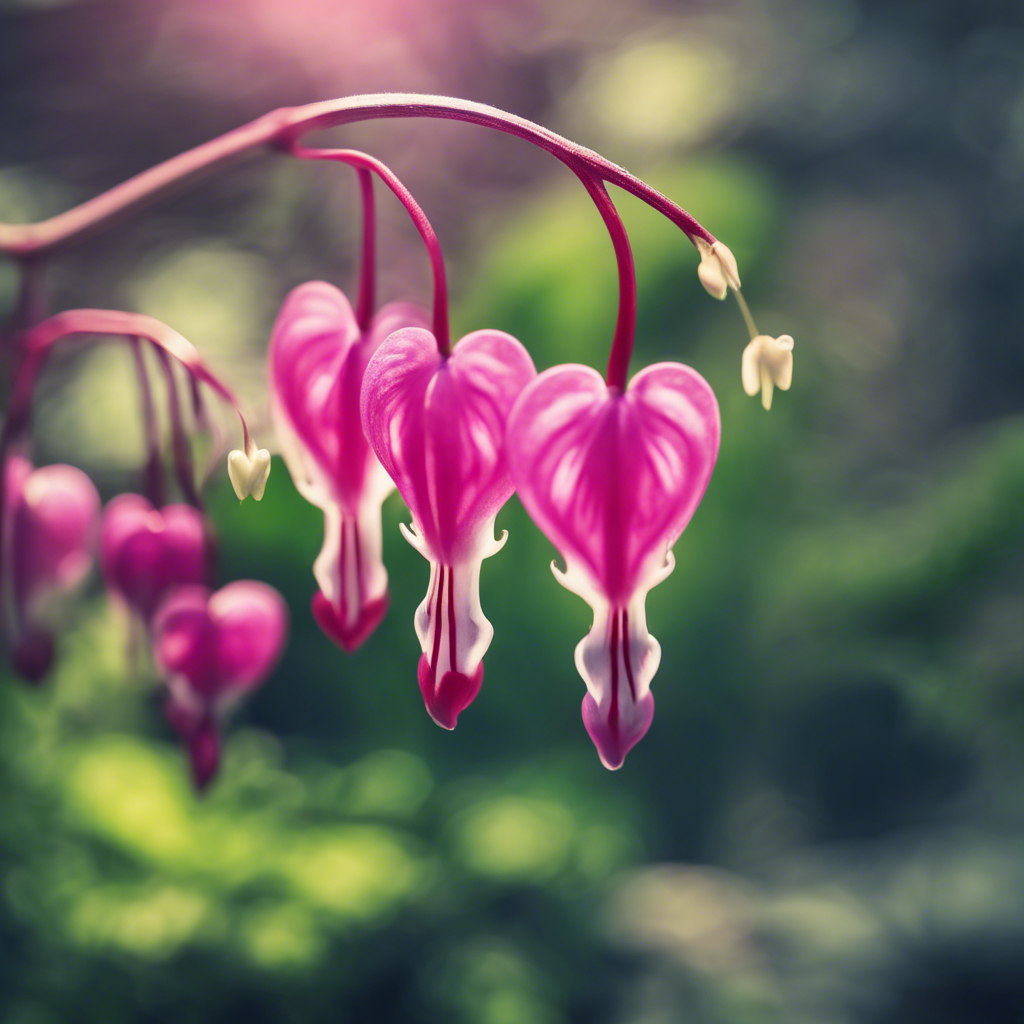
left=3, top=456, right=100, bottom=683
left=695, top=238, right=740, bottom=300
left=153, top=580, right=288, bottom=789
left=741, top=333, right=794, bottom=410
left=507, top=362, right=720, bottom=769
left=100, top=494, right=211, bottom=622
left=269, top=282, right=428, bottom=652
left=361, top=326, right=536, bottom=729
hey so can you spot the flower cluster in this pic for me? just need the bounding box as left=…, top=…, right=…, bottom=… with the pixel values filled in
left=1, top=94, right=792, bottom=776
left=269, top=143, right=788, bottom=769
left=0, top=315, right=286, bottom=789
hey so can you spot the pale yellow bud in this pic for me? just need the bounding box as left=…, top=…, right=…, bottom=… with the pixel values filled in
left=695, top=239, right=741, bottom=299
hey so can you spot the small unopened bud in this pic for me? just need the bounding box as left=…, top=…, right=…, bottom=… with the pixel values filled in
left=695, top=239, right=740, bottom=300
left=741, top=334, right=794, bottom=411
left=227, top=438, right=271, bottom=502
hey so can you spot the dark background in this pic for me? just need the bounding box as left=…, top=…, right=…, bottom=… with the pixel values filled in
left=2, top=0, right=1024, bottom=1021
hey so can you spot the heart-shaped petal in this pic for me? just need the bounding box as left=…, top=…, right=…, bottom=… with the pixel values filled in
left=228, top=444, right=271, bottom=502
left=100, top=494, right=210, bottom=620
left=361, top=327, right=536, bottom=563
left=152, top=580, right=288, bottom=704
left=507, top=362, right=720, bottom=604
left=268, top=283, right=429, bottom=650
left=268, top=281, right=426, bottom=508
left=9, top=458, right=100, bottom=616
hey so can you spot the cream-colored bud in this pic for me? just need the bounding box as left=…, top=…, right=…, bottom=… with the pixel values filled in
left=741, top=334, right=794, bottom=411
left=695, top=239, right=741, bottom=299
left=228, top=439, right=271, bottom=501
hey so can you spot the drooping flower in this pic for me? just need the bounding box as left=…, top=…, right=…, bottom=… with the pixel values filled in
left=100, top=493, right=211, bottom=622
left=152, top=580, right=288, bottom=789
left=2, top=456, right=100, bottom=682
left=269, top=281, right=428, bottom=652
left=361, top=326, right=537, bottom=729
left=741, top=333, right=794, bottom=411
left=507, top=362, right=720, bottom=769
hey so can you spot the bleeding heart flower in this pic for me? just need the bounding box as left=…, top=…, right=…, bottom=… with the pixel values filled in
left=152, top=580, right=288, bottom=789
left=269, top=281, right=428, bottom=652
left=3, top=456, right=100, bottom=682
left=361, top=326, right=536, bottom=729
left=507, top=362, right=720, bottom=769
left=100, top=493, right=211, bottom=621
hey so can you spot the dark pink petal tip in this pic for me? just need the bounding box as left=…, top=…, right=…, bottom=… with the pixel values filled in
left=311, top=590, right=389, bottom=654
left=581, top=691, right=655, bottom=770
left=187, top=718, right=221, bottom=792
left=11, top=630, right=55, bottom=685
left=417, top=655, right=484, bottom=730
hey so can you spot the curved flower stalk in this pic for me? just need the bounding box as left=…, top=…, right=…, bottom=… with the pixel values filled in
left=270, top=283, right=427, bottom=650
left=2, top=456, right=100, bottom=682
left=361, top=327, right=536, bottom=728
left=153, top=581, right=288, bottom=789
left=508, top=363, right=720, bottom=768
left=100, top=494, right=211, bottom=623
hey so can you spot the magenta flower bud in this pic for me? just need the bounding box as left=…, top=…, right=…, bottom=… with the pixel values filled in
left=361, top=326, right=537, bottom=729
left=507, top=363, right=720, bottom=769
left=3, top=456, right=100, bottom=682
left=152, top=580, right=288, bottom=789
left=99, top=494, right=210, bottom=622
left=269, top=281, right=428, bottom=652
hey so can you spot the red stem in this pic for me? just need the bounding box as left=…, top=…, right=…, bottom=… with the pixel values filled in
left=130, top=337, right=165, bottom=507
left=292, top=145, right=450, bottom=355
left=575, top=169, right=637, bottom=390
left=0, top=94, right=716, bottom=260
left=354, top=167, right=375, bottom=331
left=153, top=345, right=200, bottom=507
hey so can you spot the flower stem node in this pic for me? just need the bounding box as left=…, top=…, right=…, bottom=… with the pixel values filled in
left=695, top=238, right=740, bottom=300
left=741, top=333, right=794, bottom=411
left=227, top=437, right=271, bottom=502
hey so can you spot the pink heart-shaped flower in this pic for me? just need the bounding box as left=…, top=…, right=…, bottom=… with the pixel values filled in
left=269, top=281, right=428, bottom=651
left=361, top=326, right=536, bottom=563
left=361, top=326, right=536, bottom=727
left=4, top=456, right=100, bottom=682
left=100, top=493, right=210, bottom=621
left=507, top=362, right=720, bottom=604
left=152, top=580, right=288, bottom=704
left=507, top=361, right=720, bottom=769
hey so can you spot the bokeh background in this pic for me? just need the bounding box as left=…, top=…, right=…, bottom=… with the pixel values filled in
left=2, top=0, right=1024, bottom=1021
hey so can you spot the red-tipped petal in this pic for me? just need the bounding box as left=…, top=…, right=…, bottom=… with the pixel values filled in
left=188, top=719, right=220, bottom=791
left=582, top=690, right=654, bottom=770
left=11, top=630, right=54, bottom=685
left=311, top=590, right=389, bottom=653
left=417, top=655, right=484, bottom=730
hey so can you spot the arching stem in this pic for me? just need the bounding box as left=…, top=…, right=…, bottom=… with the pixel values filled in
left=291, top=145, right=450, bottom=356
left=0, top=94, right=716, bottom=262
left=575, top=169, right=637, bottom=391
